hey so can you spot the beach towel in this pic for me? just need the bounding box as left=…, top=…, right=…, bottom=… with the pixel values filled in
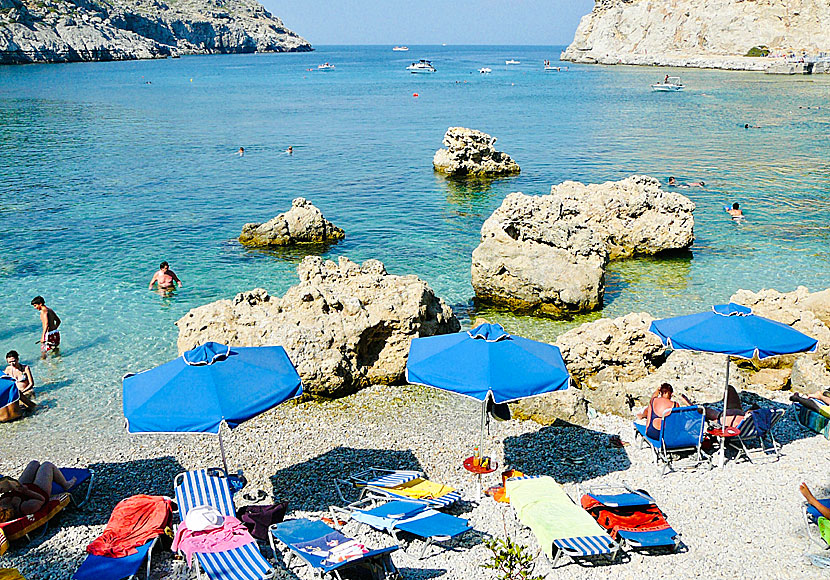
left=172, top=515, right=255, bottom=567
left=0, top=377, right=20, bottom=422
left=236, top=502, right=288, bottom=540
left=580, top=495, right=670, bottom=538
left=506, top=476, right=606, bottom=558
left=0, top=570, right=25, bottom=580
left=86, top=495, right=172, bottom=558
left=383, top=479, right=456, bottom=501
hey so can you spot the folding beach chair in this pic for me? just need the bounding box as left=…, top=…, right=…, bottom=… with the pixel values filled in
left=73, top=538, right=158, bottom=580
left=173, top=469, right=274, bottom=580
left=332, top=498, right=472, bottom=559
left=269, top=518, right=399, bottom=580
left=727, top=408, right=785, bottom=463
left=803, top=497, right=830, bottom=549
left=506, top=476, right=620, bottom=567
left=334, top=467, right=461, bottom=509
left=0, top=466, right=93, bottom=509
left=579, top=484, right=680, bottom=553
left=633, top=405, right=710, bottom=475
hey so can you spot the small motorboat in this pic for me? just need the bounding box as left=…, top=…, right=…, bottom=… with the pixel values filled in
left=406, top=60, right=436, bottom=73
left=392, top=46, right=409, bottom=51
left=651, top=76, right=684, bottom=91
left=317, top=63, right=335, bottom=71
left=505, top=59, right=520, bottom=65
left=479, top=67, right=492, bottom=74
left=544, top=65, right=565, bottom=72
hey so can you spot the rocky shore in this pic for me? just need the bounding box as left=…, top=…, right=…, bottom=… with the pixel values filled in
left=563, top=0, right=830, bottom=73
left=0, top=0, right=310, bottom=64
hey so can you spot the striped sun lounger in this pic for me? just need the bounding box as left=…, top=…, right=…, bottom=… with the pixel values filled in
left=335, top=467, right=461, bottom=509
left=173, top=469, right=273, bottom=580
left=506, top=476, right=620, bottom=567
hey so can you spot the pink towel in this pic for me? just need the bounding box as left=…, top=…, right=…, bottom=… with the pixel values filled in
left=172, top=516, right=255, bottom=566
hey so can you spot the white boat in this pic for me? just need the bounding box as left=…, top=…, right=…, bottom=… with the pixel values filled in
left=317, top=63, right=335, bottom=71
left=406, top=60, right=436, bottom=74
left=479, top=67, right=492, bottom=74
left=651, top=76, right=684, bottom=91
left=392, top=46, right=409, bottom=52
left=505, top=59, right=520, bottom=65
left=544, top=65, right=564, bottom=72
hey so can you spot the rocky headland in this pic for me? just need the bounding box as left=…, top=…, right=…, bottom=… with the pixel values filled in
left=0, top=0, right=310, bottom=64
left=239, top=197, right=345, bottom=248
left=562, top=0, right=830, bottom=73
left=176, top=256, right=460, bottom=398
left=471, top=175, right=695, bottom=316
left=433, top=127, right=520, bottom=178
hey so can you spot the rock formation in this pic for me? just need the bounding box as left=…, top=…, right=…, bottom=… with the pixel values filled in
left=0, top=0, right=311, bottom=64
left=471, top=176, right=694, bottom=315
left=239, top=198, right=345, bottom=248
left=562, top=0, right=830, bottom=72
left=433, top=127, right=520, bottom=177
left=176, top=256, right=460, bottom=397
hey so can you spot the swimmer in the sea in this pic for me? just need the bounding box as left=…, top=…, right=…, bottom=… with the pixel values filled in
left=149, top=261, right=182, bottom=291
left=667, top=176, right=677, bottom=186
left=726, top=202, right=743, bottom=219
left=237, top=147, right=244, bottom=157
left=287, top=146, right=293, bottom=155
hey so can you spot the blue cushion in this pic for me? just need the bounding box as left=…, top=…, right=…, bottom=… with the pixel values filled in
left=73, top=539, right=153, bottom=580
left=617, top=526, right=678, bottom=548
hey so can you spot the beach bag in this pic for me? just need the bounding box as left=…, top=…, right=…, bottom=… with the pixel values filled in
left=0, top=380, right=20, bottom=423
left=236, top=502, right=288, bottom=540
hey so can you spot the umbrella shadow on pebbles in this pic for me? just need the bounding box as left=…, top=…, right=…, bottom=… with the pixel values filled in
left=269, top=446, right=424, bottom=512
left=503, top=422, right=632, bottom=484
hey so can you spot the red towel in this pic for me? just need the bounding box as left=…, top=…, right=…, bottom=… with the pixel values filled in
left=87, top=495, right=172, bottom=558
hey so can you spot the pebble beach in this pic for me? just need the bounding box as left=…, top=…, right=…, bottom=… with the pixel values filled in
left=2, top=382, right=826, bottom=579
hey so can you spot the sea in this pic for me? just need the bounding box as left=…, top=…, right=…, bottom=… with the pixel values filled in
left=1, top=45, right=829, bottom=436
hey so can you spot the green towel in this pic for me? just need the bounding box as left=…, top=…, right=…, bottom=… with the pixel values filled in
left=506, top=476, right=605, bottom=558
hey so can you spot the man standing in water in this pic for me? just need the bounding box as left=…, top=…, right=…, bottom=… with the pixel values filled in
left=148, top=261, right=183, bottom=291
left=31, top=296, right=61, bottom=357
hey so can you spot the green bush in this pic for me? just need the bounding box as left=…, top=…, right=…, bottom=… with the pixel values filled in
left=481, top=535, right=544, bottom=580
left=746, top=46, right=770, bottom=57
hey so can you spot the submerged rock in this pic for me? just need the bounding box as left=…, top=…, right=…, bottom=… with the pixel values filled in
left=433, top=127, right=520, bottom=177
left=471, top=176, right=694, bottom=315
left=176, top=256, right=460, bottom=397
left=239, top=198, right=345, bottom=247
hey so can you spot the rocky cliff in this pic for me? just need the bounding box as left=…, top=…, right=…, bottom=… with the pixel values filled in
left=562, top=0, right=830, bottom=71
left=0, top=0, right=310, bottom=64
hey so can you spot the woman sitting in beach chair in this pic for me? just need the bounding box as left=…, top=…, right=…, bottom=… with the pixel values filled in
left=0, top=461, right=76, bottom=520
left=637, top=384, right=693, bottom=439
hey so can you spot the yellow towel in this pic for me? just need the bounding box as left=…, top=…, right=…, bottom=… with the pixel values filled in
left=387, top=478, right=455, bottom=500
left=0, top=569, right=26, bottom=580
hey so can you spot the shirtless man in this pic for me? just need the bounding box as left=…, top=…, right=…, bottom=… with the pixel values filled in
left=31, top=296, right=61, bottom=357
left=726, top=202, right=743, bottom=218
left=149, top=261, right=183, bottom=291
left=4, top=350, right=35, bottom=408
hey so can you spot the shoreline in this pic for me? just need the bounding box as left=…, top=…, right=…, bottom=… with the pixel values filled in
left=560, top=51, right=830, bottom=74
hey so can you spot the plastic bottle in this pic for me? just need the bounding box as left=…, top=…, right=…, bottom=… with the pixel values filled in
left=473, top=447, right=480, bottom=467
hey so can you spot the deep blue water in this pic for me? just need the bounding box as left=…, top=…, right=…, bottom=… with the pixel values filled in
left=1, top=45, right=829, bottom=433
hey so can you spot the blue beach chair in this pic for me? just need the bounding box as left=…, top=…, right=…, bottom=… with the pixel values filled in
left=334, top=467, right=461, bottom=509
left=0, top=466, right=94, bottom=508
left=634, top=405, right=710, bottom=475
left=727, top=408, right=785, bottom=463
left=334, top=498, right=472, bottom=559
left=803, top=497, right=830, bottom=549
left=173, top=469, right=274, bottom=580
left=269, top=518, right=399, bottom=580
left=580, top=484, right=680, bottom=553
left=73, top=538, right=157, bottom=580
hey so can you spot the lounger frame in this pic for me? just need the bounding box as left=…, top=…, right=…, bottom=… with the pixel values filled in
left=726, top=408, right=785, bottom=463
left=634, top=405, right=711, bottom=475
left=334, top=467, right=460, bottom=508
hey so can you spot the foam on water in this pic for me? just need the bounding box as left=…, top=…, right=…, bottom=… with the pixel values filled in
left=1, top=45, right=829, bottom=437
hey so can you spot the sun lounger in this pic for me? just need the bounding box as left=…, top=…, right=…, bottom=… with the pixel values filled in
left=727, top=408, right=785, bottom=462
left=73, top=538, right=157, bottom=580
left=269, top=518, right=399, bottom=580
left=633, top=405, right=710, bottom=475
left=0, top=492, right=70, bottom=547
left=334, top=467, right=461, bottom=509
left=0, top=467, right=94, bottom=509
left=332, top=498, right=472, bottom=559
left=803, top=497, right=830, bottom=549
left=579, top=484, right=679, bottom=553
left=506, top=475, right=620, bottom=567
left=174, top=469, right=274, bottom=580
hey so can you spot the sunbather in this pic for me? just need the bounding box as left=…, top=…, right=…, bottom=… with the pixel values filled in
left=636, top=383, right=692, bottom=438
left=801, top=482, right=830, bottom=519
left=0, top=461, right=76, bottom=519
left=701, top=385, right=749, bottom=428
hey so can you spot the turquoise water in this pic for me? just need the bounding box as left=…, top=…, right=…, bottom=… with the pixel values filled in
left=1, top=45, right=829, bottom=434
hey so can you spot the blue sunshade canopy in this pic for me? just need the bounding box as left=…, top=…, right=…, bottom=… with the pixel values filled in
left=123, top=342, right=303, bottom=434
left=649, top=303, right=818, bottom=360
left=405, top=323, right=570, bottom=404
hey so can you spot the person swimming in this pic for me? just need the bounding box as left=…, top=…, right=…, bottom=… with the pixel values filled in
left=726, top=202, right=744, bottom=219
left=237, top=147, right=244, bottom=157
left=287, top=146, right=293, bottom=155
left=149, top=261, right=183, bottom=291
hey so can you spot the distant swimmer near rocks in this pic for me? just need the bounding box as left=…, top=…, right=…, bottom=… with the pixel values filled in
left=433, top=127, right=520, bottom=177
left=239, top=197, right=345, bottom=247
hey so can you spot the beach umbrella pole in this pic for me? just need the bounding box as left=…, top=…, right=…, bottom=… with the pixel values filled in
left=218, top=428, right=230, bottom=475
left=479, top=397, right=487, bottom=459
left=719, top=356, right=730, bottom=468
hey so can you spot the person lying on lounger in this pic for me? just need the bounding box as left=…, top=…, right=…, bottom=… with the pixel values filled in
left=637, top=383, right=693, bottom=439
left=0, top=461, right=76, bottom=520
left=699, top=384, right=751, bottom=428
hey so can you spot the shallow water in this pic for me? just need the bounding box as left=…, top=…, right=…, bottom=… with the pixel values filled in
left=1, top=45, right=829, bottom=436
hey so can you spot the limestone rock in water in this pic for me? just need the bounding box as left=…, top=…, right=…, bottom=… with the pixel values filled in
left=176, top=256, right=460, bottom=397
left=471, top=176, right=694, bottom=315
left=433, top=127, right=520, bottom=177
left=239, top=198, right=345, bottom=247
left=0, top=0, right=311, bottom=65
left=562, top=0, right=830, bottom=71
